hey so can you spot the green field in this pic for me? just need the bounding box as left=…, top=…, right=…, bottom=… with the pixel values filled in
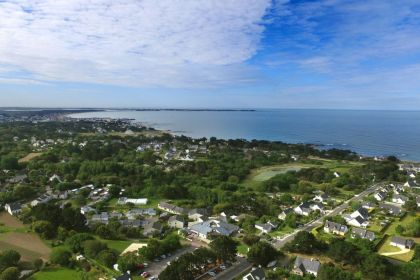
left=384, top=213, right=420, bottom=243
left=99, top=238, right=132, bottom=253
left=243, top=159, right=364, bottom=189
left=32, top=268, right=83, bottom=280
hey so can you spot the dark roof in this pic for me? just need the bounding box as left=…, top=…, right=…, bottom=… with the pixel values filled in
left=294, top=257, right=320, bottom=274
left=115, top=273, right=131, bottom=280
left=247, top=268, right=265, bottom=279
left=7, top=202, right=21, bottom=211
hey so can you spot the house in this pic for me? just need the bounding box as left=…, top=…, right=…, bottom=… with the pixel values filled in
left=294, top=202, right=313, bottom=216
left=292, top=257, right=320, bottom=277
left=188, top=208, right=209, bottom=222
left=390, top=236, right=415, bottom=250
left=392, top=194, right=409, bottom=205
left=91, top=212, right=110, bottom=224
left=168, top=215, right=187, bottom=229
left=31, top=194, right=53, bottom=207
left=313, top=193, right=329, bottom=204
left=393, top=185, right=405, bottom=194
left=242, top=267, right=265, bottom=280
left=80, top=205, right=97, bottom=215
left=143, top=219, right=163, bottom=236
left=189, top=219, right=239, bottom=242
left=310, top=203, right=325, bottom=214
left=334, top=172, right=341, bottom=178
left=404, top=179, right=417, bottom=188
left=4, top=202, right=22, bottom=215
left=49, top=174, right=62, bottom=182
left=351, top=207, right=370, bottom=221
left=379, top=203, right=402, bottom=216
left=324, top=221, right=348, bottom=236
left=117, top=197, right=148, bottom=205
left=348, top=216, right=369, bottom=228
left=361, top=201, right=375, bottom=210
left=374, top=191, right=387, bottom=201
left=255, top=221, right=278, bottom=234
left=351, top=228, right=375, bottom=241
left=125, top=208, right=156, bottom=219
left=7, top=174, right=27, bottom=184
left=278, top=208, right=293, bottom=220
left=158, top=202, right=189, bottom=215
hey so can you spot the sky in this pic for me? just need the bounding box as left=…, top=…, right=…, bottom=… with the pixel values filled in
left=0, top=0, right=419, bottom=109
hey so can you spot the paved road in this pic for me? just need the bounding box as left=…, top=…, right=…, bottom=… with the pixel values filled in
left=146, top=246, right=198, bottom=277
left=213, top=257, right=252, bottom=280
left=273, top=183, right=380, bottom=249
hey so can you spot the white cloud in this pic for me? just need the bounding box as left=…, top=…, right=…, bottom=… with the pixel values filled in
left=0, top=0, right=272, bottom=87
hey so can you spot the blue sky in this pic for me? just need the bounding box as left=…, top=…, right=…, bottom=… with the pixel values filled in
left=0, top=0, right=419, bottom=109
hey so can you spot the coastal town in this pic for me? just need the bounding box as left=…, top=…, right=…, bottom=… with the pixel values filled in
left=0, top=114, right=419, bottom=280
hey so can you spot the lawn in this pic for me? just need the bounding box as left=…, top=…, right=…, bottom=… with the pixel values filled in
left=384, top=213, right=420, bottom=243
left=237, top=243, right=249, bottom=256
left=32, top=268, right=83, bottom=280
left=100, top=238, right=132, bottom=253
left=269, top=226, right=295, bottom=238
left=378, top=236, right=414, bottom=262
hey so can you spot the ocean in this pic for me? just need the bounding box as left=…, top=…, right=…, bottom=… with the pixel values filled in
left=69, top=109, right=420, bottom=161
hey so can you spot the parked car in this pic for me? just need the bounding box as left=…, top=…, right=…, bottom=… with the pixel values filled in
left=208, top=271, right=216, bottom=277
left=141, top=271, right=151, bottom=278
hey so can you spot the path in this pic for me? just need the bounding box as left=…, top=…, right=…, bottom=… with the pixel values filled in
left=380, top=248, right=411, bottom=256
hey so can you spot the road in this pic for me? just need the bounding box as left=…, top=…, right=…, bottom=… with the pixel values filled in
left=213, top=257, right=252, bottom=280
left=273, top=183, right=380, bottom=249
left=146, top=246, right=198, bottom=277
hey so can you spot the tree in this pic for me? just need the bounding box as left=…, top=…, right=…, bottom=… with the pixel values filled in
left=32, top=220, right=56, bottom=239
left=247, top=241, right=279, bottom=267
left=66, top=233, right=94, bottom=253
left=0, top=155, right=19, bottom=170
left=97, top=250, right=118, bottom=268
left=0, top=267, right=19, bottom=280
left=243, top=235, right=260, bottom=246
left=209, top=236, right=238, bottom=263
left=50, top=248, right=72, bottom=267
left=285, top=213, right=297, bottom=228
left=83, top=240, right=107, bottom=258
left=0, top=250, right=20, bottom=271
left=285, top=231, right=324, bottom=254
left=361, top=254, right=391, bottom=280
left=33, top=258, right=44, bottom=270
left=327, top=239, right=360, bottom=265
left=117, top=252, right=144, bottom=272
left=318, top=264, right=355, bottom=280
left=108, top=185, right=121, bottom=198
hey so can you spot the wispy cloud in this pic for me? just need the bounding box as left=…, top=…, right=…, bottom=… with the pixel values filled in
left=0, top=0, right=272, bottom=87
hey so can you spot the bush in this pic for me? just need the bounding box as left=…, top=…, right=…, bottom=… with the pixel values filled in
left=50, top=248, right=72, bottom=267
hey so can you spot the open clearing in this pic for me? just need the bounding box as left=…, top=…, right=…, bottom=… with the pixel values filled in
left=0, top=214, right=51, bottom=261
left=32, top=268, right=82, bottom=280
left=243, top=159, right=364, bottom=188
left=0, top=232, right=51, bottom=261
left=18, top=152, right=42, bottom=163
left=0, top=212, right=25, bottom=228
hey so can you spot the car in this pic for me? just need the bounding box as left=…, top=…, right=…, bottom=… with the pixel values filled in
left=160, top=254, right=166, bottom=259
left=141, top=272, right=151, bottom=277
left=167, top=253, right=171, bottom=257
left=143, top=263, right=149, bottom=267
left=153, top=258, right=160, bottom=262
left=220, top=265, right=226, bottom=270
left=167, top=261, right=171, bottom=266
left=208, top=271, right=216, bottom=277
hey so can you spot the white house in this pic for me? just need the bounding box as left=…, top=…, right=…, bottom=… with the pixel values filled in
left=392, top=194, right=409, bottom=205
left=390, top=236, right=415, bottom=250
left=4, top=202, right=22, bottom=215
left=313, top=193, right=329, bottom=204
left=374, top=191, right=387, bottom=201
left=117, top=197, right=148, bottom=205
left=294, top=202, right=313, bottom=216
left=255, top=221, right=278, bottom=234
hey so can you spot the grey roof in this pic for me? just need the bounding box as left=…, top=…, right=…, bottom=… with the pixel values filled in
left=158, top=202, right=189, bottom=214
left=324, top=221, right=348, bottom=233
left=379, top=203, right=402, bottom=215
left=391, top=236, right=414, bottom=247
left=246, top=268, right=265, bottom=280
left=294, top=257, right=320, bottom=274
left=7, top=202, right=21, bottom=211
left=392, top=194, right=409, bottom=202
left=351, top=228, right=375, bottom=241
left=168, top=215, right=185, bottom=223
left=354, top=216, right=367, bottom=225
left=190, top=219, right=239, bottom=237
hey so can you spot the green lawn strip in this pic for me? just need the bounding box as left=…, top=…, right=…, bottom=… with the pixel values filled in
left=384, top=213, right=420, bottom=243
left=32, top=267, right=83, bottom=280
left=98, top=238, right=132, bottom=254
left=269, top=226, right=295, bottom=238
left=236, top=243, right=249, bottom=256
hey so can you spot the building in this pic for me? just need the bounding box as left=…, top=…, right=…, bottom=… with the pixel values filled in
left=351, top=228, right=375, bottom=241
left=255, top=221, right=278, bottom=234
left=390, top=236, right=415, bottom=250
left=379, top=203, right=402, bottom=216
left=404, top=179, right=418, bottom=188
left=348, top=216, right=369, bottom=228
left=294, top=202, right=313, bottom=216
left=392, top=194, right=409, bottom=205
left=168, top=215, right=187, bottom=229
left=278, top=208, right=293, bottom=220
left=143, top=220, right=163, bottom=236
left=242, top=268, right=266, bottom=280
left=292, top=257, right=320, bottom=277
left=313, top=193, right=329, bottom=203
left=158, top=202, right=189, bottom=215
left=4, top=202, right=22, bottom=215
left=189, top=219, right=239, bottom=242
left=80, top=205, right=97, bottom=215
left=30, top=194, right=53, bottom=207
left=347, top=207, right=370, bottom=228
left=324, top=221, right=348, bottom=236
left=117, top=197, right=148, bottom=205
left=374, top=191, right=387, bottom=201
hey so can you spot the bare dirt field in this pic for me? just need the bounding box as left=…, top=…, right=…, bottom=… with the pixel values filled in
left=0, top=232, right=51, bottom=261
left=18, top=152, right=42, bottom=163
left=0, top=212, right=25, bottom=228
